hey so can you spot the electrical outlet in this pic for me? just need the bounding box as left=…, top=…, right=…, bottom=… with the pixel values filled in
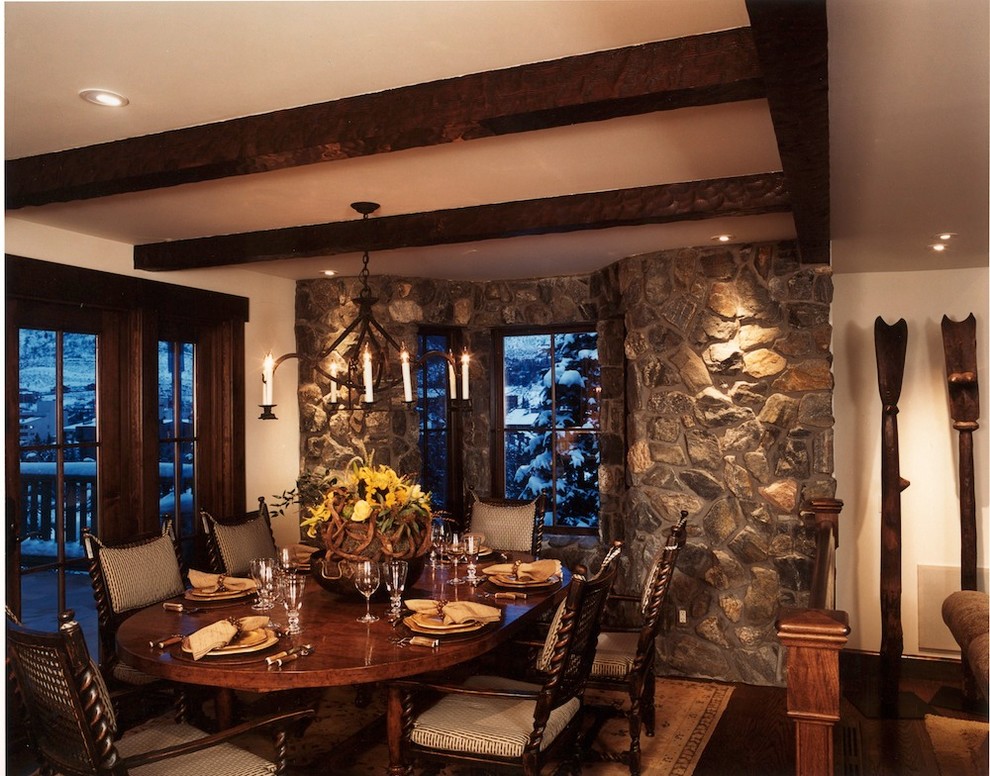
left=677, top=607, right=688, bottom=626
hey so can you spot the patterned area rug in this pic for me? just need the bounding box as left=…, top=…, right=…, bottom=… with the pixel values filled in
left=925, top=714, right=989, bottom=776
left=268, top=678, right=733, bottom=775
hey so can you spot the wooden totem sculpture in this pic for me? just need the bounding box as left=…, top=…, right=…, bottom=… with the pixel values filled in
left=874, top=317, right=910, bottom=715
left=940, top=313, right=980, bottom=592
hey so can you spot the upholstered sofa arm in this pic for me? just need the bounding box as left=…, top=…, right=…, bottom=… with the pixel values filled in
left=942, top=590, right=989, bottom=700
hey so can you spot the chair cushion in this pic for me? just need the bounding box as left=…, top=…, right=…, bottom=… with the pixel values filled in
left=100, top=535, right=185, bottom=614
left=410, top=675, right=580, bottom=759
left=942, top=590, right=990, bottom=698
left=590, top=631, right=638, bottom=679
left=470, top=497, right=537, bottom=553
left=117, top=717, right=277, bottom=775
left=212, top=516, right=277, bottom=576
left=111, top=661, right=162, bottom=687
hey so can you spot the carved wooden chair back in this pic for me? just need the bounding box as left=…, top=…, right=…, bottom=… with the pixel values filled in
left=200, top=496, right=277, bottom=576
left=464, top=489, right=545, bottom=558
left=7, top=609, right=312, bottom=776
left=82, top=520, right=185, bottom=681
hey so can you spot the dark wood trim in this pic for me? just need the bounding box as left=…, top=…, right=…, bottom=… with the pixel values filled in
left=5, top=255, right=250, bottom=322
left=6, top=29, right=762, bottom=210
left=134, top=173, right=789, bottom=271
left=745, top=0, right=829, bottom=264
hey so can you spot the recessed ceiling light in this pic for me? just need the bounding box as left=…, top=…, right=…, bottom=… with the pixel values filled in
left=322, top=270, right=337, bottom=277
left=934, top=232, right=957, bottom=241
left=929, top=243, right=948, bottom=252
left=711, top=234, right=734, bottom=243
left=79, top=89, right=129, bottom=107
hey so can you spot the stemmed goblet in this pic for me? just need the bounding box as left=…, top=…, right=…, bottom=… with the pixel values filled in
left=430, top=516, right=451, bottom=568
left=353, top=560, right=381, bottom=623
left=249, top=557, right=277, bottom=611
left=447, top=533, right=467, bottom=586
left=462, top=532, right=485, bottom=585
left=382, top=559, right=408, bottom=619
left=279, top=572, right=306, bottom=634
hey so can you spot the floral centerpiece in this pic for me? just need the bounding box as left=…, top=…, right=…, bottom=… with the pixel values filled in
left=281, top=454, right=433, bottom=593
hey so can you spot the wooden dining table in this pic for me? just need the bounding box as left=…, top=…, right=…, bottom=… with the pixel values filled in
left=116, top=558, right=569, bottom=730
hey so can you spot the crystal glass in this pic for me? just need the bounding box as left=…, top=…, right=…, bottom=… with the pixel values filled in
left=382, top=559, right=408, bottom=618
left=429, top=516, right=451, bottom=567
left=248, top=557, right=277, bottom=611
left=447, top=533, right=467, bottom=586
left=353, top=560, right=381, bottom=623
left=463, top=532, right=484, bottom=584
left=279, top=572, right=306, bottom=634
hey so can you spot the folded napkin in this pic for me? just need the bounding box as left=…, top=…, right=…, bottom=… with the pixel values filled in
left=483, top=559, right=562, bottom=582
left=186, top=615, right=270, bottom=660
left=188, top=569, right=257, bottom=593
left=405, top=599, right=502, bottom=626
left=285, top=544, right=319, bottom=564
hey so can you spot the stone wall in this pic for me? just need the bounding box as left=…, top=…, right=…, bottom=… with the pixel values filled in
left=292, top=239, right=835, bottom=685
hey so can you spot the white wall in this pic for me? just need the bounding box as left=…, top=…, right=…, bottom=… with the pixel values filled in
left=832, top=265, right=989, bottom=655
left=4, top=217, right=303, bottom=545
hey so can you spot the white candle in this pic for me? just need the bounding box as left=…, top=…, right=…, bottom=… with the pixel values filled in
left=262, top=353, right=274, bottom=405
left=448, top=353, right=457, bottom=400
left=461, top=352, right=470, bottom=401
left=363, top=349, right=374, bottom=403
left=401, top=348, right=413, bottom=403
left=329, top=362, right=338, bottom=404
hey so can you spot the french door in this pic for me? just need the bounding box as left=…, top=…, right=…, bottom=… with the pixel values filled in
left=10, top=311, right=102, bottom=647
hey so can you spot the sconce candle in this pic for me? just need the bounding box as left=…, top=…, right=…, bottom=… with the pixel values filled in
left=401, top=348, right=413, bottom=403
left=363, top=349, right=374, bottom=403
left=262, top=353, right=275, bottom=405
left=447, top=353, right=458, bottom=400
left=461, top=352, right=470, bottom=401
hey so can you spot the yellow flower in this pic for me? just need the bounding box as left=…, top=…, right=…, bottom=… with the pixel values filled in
left=351, top=499, right=373, bottom=522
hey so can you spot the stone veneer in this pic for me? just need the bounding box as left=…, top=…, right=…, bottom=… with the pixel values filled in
left=293, top=240, right=835, bottom=685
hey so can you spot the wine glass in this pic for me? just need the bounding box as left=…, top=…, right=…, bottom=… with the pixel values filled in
left=279, top=572, right=306, bottom=634
left=463, top=532, right=484, bottom=585
left=382, top=559, right=408, bottom=618
left=353, top=560, right=380, bottom=623
left=430, top=517, right=451, bottom=567
left=248, top=557, right=277, bottom=611
left=447, top=533, right=467, bottom=586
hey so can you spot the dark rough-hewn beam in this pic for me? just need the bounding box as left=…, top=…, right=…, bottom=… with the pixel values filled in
left=134, top=173, right=789, bottom=271
left=746, top=0, right=829, bottom=264
left=7, top=28, right=763, bottom=210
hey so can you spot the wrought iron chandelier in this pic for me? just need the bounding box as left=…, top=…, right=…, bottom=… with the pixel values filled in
left=259, top=202, right=470, bottom=419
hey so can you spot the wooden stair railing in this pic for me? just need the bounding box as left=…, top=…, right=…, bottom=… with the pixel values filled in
left=776, top=498, right=850, bottom=776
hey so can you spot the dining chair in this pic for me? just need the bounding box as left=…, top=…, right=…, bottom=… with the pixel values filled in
left=464, top=489, right=546, bottom=558
left=82, top=520, right=186, bottom=689
left=585, top=511, right=688, bottom=775
left=388, top=561, right=617, bottom=775
left=7, top=608, right=312, bottom=776
left=201, top=497, right=277, bottom=576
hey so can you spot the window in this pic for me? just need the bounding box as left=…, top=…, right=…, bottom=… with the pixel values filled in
left=17, top=326, right=100, bottom=647
left=415, top=328, right=463, bottom=515
left=158, top=340, right=197, bottom=562
left=498, top=328, right=601, bottom=531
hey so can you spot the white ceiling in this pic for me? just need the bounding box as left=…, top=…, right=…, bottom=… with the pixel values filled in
left=4, top=0, right=987, bottom=280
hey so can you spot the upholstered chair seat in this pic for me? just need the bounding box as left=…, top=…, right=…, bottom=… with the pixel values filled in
left=465, top=490, right=545, bottom=558
left=389, top=562, right=617, bottom=775
left=83, top=521, right=186, bottom=687
left=201, top=497, right=277, bottom=576
left=6, top=610, right=312, bottom=776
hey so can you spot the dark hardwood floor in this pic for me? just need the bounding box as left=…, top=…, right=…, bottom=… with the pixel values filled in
left=695, top=664, right=988, bottom=776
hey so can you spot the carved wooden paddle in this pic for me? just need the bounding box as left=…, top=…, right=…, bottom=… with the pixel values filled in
left=874, top=316, right=909, bottom=713
left=941, top=313, right=980, bottom=591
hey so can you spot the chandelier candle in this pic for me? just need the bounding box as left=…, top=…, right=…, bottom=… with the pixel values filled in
left=461, top=352, right=470, bottom=401
left=262, top=352, right=274, bottom=405
left=363, top=348, right=374, bottom=403
left=401, top=349, right=413, bottom=403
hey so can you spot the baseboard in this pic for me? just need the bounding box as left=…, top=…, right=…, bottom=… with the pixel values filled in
left=840, top=649, right=962, bottom=683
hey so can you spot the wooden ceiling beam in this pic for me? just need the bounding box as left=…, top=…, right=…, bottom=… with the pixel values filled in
left=746, top=0, right=829, bottom=264
left=134, top=172, right=789, bottom=271
left=6, top=28, right=763, bottom=210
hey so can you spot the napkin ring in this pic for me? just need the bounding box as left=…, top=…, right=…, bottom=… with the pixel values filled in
left=215, top=574, right=228, bottom=592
